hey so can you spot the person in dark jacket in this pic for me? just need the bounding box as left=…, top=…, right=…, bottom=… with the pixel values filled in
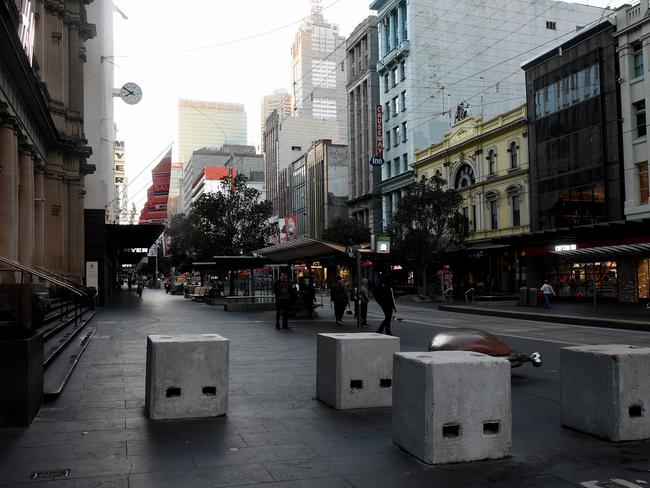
left=273, top=272, right=291, bottom=329
left=329, top=275, right=349, bottom=326
left=375, top=274, right=396, bottom=335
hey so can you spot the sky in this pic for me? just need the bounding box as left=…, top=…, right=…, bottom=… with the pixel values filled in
left=112, top=0, right=626, bottom=210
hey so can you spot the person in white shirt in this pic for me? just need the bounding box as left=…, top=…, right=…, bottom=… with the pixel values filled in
left=540, top=280, right=555, bottom=309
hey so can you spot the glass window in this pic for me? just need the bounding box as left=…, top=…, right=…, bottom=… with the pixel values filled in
left=393, top=96, right=399, bottom=114
left=639, top=162, right=649, bottom=205
left=402, top=153, right=408, bottom=172
left=399, top=61, right=406, bottom=82
left=487, top=148, right=497, bottom=175
left=385, top=130, right=391, bottom=148
left=512, top=195, right=521, bottom=227
left=393, top=126, right=400, bottom=146
left=635, top=100, right=647, bottom=138
left=402, top=122, right=407, bottom=142
left=383, top=73, right=389, bottom=93
left=400, top=90, right=406, bottom=111
left=393, top=157, right=400, bottom=176
left=633, top=42, right=644, bottom=79
left=509, top=141, right=518, bottom=169
left=489, top=200, right=498, bottom=230
left=385, top=101, right=390, bottom=120
left=391, top=67, right=398, bottom=87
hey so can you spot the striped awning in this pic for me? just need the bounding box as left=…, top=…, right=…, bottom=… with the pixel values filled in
left=550, top=243, right=650, bottom=261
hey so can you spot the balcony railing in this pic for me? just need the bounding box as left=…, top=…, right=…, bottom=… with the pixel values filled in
left=377, top=39, right=410, bottom=74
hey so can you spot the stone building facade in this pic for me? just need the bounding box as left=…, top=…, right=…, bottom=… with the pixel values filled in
left=0, top=0, right=95, bottom=282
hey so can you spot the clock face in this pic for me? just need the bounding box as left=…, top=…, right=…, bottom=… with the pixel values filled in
left=120, top=82, right=142, bottom=105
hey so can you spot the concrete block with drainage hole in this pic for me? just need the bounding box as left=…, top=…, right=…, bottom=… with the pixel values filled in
left=392, top=351, right=511, bottom=464
left=145, top=334, right=229, bottom=420
left=561, top=344, right=650, bottom=441
left=316, top=333, right=399, bottom=409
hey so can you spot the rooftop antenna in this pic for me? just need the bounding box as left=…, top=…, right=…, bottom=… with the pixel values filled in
left=311, top=0, right=323, bottom=19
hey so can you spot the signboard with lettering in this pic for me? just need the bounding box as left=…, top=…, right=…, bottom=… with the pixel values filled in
left=18, top=1, right=35, bottom=65
left=375, top=105, right=383, bottom=158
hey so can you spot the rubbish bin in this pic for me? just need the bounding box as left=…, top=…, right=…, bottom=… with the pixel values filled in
left=519, top=287, right=528, bottom=306
left=528, top=288, right=539, bottom=307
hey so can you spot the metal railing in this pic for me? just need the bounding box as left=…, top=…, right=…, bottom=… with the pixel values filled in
left=464, top=287, right=475, bottom=304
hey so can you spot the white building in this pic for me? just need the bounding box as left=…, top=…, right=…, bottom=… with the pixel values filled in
left=83, top=0, right=117, bottom=222
left=260, top=89, right=292, bottom=149
left=290, top=3, right=347, bottom=143
left=369, top=0, right=607, bottom=225
left=616, top=1, right=650, bottom=220
left=178, top=99, right=247, bottom=165
left=181, top=144, right=265, bottom=213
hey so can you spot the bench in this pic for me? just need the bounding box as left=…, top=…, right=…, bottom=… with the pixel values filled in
left=223, top=295, right=275, bottom=312
left=189, top=287, right=207, bottom=302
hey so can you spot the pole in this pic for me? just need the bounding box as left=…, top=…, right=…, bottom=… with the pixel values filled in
left=356, top=249, right=362, bottom=328
left=593, top=261, right=597, bottom=313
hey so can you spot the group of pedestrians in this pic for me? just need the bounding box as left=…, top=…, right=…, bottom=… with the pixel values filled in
left=273, top=272, right=397, bottom=335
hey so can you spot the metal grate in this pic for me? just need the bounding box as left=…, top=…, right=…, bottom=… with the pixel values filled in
left=30, top=469, right=70, bottom=480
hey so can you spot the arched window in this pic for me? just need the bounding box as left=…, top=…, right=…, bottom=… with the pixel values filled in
left=487, top=149, right=497, bottom=176
left=485, top=190, right=499, bottom=230
left=506, top=184, right=522, bottom=227
left=508, top=141, right=518, bottom=169
left=454, top=163, right=475, bottom=189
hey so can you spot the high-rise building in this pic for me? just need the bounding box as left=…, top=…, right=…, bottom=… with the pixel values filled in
left=370, top=0, right=608, bottom=226
left=181, top=144, right=265, bottom=213
left=178, top=99, right=247, bottom=164
left=290, top=2, right=347, bottom=143
left=346, top=16, right=382, bottom=234
left=260, top=89, right=291, bottom=150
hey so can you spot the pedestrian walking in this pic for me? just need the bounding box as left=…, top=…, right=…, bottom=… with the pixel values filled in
left=330, top=275, right=349, bottom=327
left=136, top=278, right=143, bottom=298
left=540, top=280, right=555, bottom=309
left=273, top=272, right=291, bottom=329
left=375, top=274, right=396, bottom=335
left=358, top=278, right=370, bottom=326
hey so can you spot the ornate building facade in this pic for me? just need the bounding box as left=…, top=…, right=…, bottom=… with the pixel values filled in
left=0, top=0, right=95, bottom=281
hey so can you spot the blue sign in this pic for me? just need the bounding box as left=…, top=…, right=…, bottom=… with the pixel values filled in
left=369, top=155, right=384, bottom=166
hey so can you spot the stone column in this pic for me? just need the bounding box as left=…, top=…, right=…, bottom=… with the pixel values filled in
left=0, top=123, right=17, bottom=268
left=18, top=145, right=35, bottom=269
left=67, top=180, right=84, bottom=279
left=45, top=172, right=63, bottom=273
left=33, top=167, right=45, bottom=269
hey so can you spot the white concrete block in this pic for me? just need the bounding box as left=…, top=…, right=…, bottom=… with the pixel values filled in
left=392, top=351, right=511, bottom=464
left=561, top=344, right=650, bottom=441
left=317, top=333, right=400, bottom=409
left=145, top=334, right=229, bottom=420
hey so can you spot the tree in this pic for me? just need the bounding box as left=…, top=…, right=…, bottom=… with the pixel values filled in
left=388, top=174, right=470, bottom=294
left=165, top=174, right=276, bottom=285
left=322, top=218, right=371, bottom=245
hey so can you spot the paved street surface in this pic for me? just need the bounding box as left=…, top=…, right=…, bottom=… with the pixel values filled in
left=1, top=289, right=650, bottom=487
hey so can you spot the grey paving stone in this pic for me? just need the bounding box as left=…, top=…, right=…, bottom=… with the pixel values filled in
left=193, top=443, right=319, bottom=468
left=127, top=463, right=273, bottom=487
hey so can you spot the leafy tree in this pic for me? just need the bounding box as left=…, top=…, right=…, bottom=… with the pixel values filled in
left=388, top=174, right=470, bottom=293
left=322, top=218, right=371, bottom=245
left=165, top=174, right=276, bottom=279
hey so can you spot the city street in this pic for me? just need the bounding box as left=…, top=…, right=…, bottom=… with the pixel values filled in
left=1, top=289, right=649, bottom=487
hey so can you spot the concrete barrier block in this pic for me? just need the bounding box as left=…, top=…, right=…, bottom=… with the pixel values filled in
left=317, top=333, right=400, bottom=409
left=392, top=351, right=511, bottom=464
left=561, top=344, right=650, bottom=441
left=145, top=334, right=229, bottom=420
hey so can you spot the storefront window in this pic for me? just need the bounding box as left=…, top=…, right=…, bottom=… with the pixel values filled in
left=638, top=259, right=650, bottom=300
left=545, top=258, right=617, bottom=298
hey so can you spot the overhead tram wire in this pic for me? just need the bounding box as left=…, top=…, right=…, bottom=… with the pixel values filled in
left=109, top=0, right=345, bottom=59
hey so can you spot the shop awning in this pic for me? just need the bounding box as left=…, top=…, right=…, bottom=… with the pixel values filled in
left=253, top=238, right=347, bottom=263
left=550, top=243, right=650, bottom=261
left=107, top=224, right=165, bottom=265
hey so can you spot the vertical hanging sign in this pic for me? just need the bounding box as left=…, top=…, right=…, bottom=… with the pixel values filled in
left=370, top=105, right=384, bottom=166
